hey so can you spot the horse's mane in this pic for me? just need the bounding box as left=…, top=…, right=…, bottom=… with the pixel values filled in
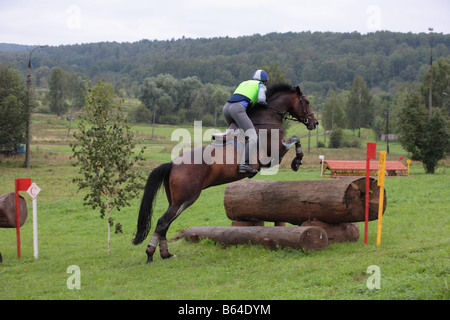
left=247, top=83, right=295, bottom=118
left=266, top=83, right=296, bottom=100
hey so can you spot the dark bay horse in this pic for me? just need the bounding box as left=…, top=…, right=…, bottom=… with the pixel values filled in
left=132, top=83, right=318, bottom=262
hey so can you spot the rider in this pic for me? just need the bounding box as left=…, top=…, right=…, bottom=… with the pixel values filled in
left=223, top=69, right=269, bottom=174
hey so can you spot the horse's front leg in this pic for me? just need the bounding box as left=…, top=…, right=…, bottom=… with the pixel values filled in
left=291, top=140, right=303, bottom=172
left=282, top=135, right=303, bottom=172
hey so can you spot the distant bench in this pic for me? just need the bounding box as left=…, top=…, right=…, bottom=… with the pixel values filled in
left=321, top=160, right=408, bottom=178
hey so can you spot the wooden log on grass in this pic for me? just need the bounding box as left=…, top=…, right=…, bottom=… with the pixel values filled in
left=180, top=226, right=328, bottom=251
left=224, top=177, right=386, bottom=225
left=0, top=193, right=27, bottom=228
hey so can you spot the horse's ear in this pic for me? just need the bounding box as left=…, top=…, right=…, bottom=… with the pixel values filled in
left=295, top=86, right=303, bottom=96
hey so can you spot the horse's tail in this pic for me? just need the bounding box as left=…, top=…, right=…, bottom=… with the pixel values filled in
left=132, top=162, right=172, bottom=245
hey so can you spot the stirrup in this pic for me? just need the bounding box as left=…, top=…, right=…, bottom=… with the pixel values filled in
left=212, top=129, right=234, bottom=140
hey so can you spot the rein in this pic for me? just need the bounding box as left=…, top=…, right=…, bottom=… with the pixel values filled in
left=263, top=88, right=314, bottom=125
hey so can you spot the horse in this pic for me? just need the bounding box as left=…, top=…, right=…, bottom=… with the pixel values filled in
left=132, top=83, right=318, bottom=263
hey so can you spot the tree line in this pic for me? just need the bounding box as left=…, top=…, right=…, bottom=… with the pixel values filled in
left=2, top=31, right=449, bottom=95
left=1, top=31, right=449, bottom=171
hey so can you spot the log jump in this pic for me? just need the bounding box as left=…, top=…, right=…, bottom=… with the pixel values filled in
left=178, top=177, right=386, bottom=251
left=224, top=177, right=385, bottom=225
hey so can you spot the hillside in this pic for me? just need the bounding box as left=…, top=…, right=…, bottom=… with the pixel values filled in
left=1, top=31, right=449, bottom=96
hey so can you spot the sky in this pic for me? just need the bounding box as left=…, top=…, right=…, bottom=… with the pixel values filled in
left=1, top=0, right=449, bottom=46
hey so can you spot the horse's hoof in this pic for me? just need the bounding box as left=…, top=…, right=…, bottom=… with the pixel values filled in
left=146, top=246, right=155, bottom=263
left=161, top=252, right=175, bottom=259
left=291, top=158, right=302, bottom=172
left=146, top=251, right=154, bottom=263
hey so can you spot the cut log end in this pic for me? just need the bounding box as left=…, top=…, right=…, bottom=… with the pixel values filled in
left=301, top=220, right=359, bottom=243
left=0, top=193, right=28, bottom=228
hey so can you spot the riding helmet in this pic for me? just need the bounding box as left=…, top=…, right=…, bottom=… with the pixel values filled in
left=252, top=69, right=269, bottom=82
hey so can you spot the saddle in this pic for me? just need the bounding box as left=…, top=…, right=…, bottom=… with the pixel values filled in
left=210, top=129, right=270, bottom=173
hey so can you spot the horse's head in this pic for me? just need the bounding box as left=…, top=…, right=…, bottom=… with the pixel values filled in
left=291, top=86, right=318, bottom=130
left=264, top=83, right=318, bottom=130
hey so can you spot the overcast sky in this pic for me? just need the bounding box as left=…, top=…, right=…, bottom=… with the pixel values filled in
left=1, top=0, right=449, bottom=46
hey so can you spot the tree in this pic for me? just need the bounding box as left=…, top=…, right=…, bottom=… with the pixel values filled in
left=329, top=127, right=343, bottom=148
left=179, top=76, right=202, bottom=109
left=0, top=65, right=28, bottom=153
left=261, top=61, right=287, bottom=84
left=420, top=57, right=450, bottom=115
left=323, top=88, right=345, bottom=131
left=372, top=93, right=394, bottom=141
left=65, top=73, right=85, bottom=137
left=139, top=74, right=180, bottom=123
left=71, top=79, right=146, bottom=253
left=48, top=67, right=68, bottom=116
left=47, top=67, right=85, bottom=117
left=346, top=75, right=374, bottom=137
left=397, top=92, right=450, bottom=173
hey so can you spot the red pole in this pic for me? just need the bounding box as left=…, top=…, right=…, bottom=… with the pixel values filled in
left=14, top=178, right=31, bottom=258
left=365, top=143, right=376, bottom=245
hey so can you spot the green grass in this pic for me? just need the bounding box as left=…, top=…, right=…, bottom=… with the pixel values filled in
left=0, top=114, right=449, bottom=300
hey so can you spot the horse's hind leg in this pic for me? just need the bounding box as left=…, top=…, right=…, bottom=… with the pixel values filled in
left=146, top=200, right=195, bottom=262
left=145, top=233, right=160, bottom=263
left=156, top=203, right=185, bottom=259
left=145, top=160, right=206, bottom=262
left=145, top=205, right=179, bottom=263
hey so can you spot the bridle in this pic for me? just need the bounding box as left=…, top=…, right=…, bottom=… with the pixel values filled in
left=266, top=86, right=314, bottom=125
left=294, top=86, right=315, bottom=125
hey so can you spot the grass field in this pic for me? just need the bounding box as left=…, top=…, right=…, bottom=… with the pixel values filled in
left=0, top=113, right=448, bottom=300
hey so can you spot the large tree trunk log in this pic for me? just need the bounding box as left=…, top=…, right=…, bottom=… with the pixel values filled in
left=0, top=193, right=27, bottom=228
left=224, top=177, right=385, bottom=225
left=179, top=226, right=328, bottom=251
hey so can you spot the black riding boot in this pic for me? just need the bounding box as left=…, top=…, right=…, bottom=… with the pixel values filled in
left=239, top=140, right=259, bottom=175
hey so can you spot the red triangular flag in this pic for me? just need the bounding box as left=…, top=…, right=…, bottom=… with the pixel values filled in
left=15, top=178, right=31, bottom=191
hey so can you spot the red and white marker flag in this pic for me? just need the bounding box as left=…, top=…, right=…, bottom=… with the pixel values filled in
left=15, top=178, right=31, bottom=258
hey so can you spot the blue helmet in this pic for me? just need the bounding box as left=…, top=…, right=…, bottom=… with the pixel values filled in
left=252, top=69, right=269, bottom=82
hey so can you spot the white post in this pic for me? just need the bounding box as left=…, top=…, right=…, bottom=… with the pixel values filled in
left=319, top=155, right=325, bottom=177
left=27, top=183, right=41, bottom=259
left=32, top=197, right=38, bottom=259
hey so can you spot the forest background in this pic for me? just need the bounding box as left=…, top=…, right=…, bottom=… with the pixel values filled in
left=1, top=30, right=449, bottom=136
